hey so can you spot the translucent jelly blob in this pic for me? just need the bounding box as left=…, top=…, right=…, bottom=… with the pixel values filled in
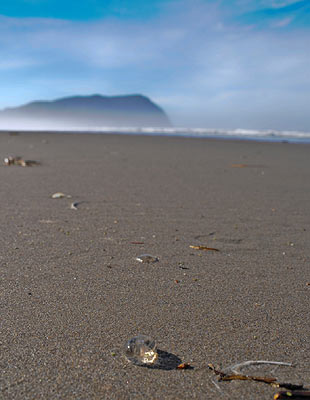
left=135, top=254, right=159, bottom=264
left=125, top=335, right=158, bottom=365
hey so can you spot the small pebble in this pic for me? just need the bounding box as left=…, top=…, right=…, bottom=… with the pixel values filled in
left=135, top=254, right=159, bottom=264
left=52, top=192, right=65, bottom=199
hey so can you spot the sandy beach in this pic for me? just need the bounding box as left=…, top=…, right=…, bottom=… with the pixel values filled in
left=0, top=131, right=309, bottom=399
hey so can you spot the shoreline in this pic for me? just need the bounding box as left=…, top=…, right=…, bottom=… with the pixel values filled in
left=1, top=127, right=310, bottom=144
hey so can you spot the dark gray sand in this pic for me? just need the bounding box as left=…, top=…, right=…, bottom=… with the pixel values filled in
left=0, top=132, right=309, bottom=399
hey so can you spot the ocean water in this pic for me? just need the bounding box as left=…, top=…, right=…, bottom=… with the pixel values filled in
left=2, top=126, right=310, bottom=143
left=61, top=126, right=310, bottom=143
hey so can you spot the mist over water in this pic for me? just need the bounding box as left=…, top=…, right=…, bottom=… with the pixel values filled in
left=1, top=119, right=310, bottom=143
left=1, top=93, right=309, bottom=143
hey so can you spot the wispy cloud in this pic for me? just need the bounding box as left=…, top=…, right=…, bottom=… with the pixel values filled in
left=271, top=16, right=293, bottom=27
left=234, top=0, right=310, bottom=29
left=270, top=0, right=303, bottom=9
left=234, top=0, right=304, bottom=11
left=0, top=58, right=38, bottom=70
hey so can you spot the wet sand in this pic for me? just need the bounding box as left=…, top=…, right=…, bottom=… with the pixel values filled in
left=0, top=131, right=309, bottom=399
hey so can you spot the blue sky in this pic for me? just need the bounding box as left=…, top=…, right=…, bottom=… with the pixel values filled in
left=0, top=0, right=309, bottom=130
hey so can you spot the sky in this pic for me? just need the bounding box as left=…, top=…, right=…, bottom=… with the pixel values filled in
left=0, top=0, right=310, bottom=130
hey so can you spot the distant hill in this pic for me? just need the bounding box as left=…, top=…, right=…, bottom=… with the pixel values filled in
left=0, top=94, right=171, bottom=128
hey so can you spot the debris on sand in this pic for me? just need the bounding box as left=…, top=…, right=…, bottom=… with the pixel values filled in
left=189, top=245, right=219, bottom=252
left=70, top=202, right=79, bottom=210
left=274, top=390, right=310, bottom=399
left=51, top=192, right=65, bottom=199
left=135, top=254, right=159, bottom=263
left=4, top=156, right=40, bottom=167
left=125, top=335, right=158, bottom=365
left=231, top=163, right=265, bottom=168
left=208, top=360, right=306, bottom=393
left=177, top=362, right=193, bottom=370
left=51, top=192, right=72, bottom=199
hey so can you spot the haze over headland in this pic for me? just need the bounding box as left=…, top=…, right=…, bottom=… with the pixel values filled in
left=0, top=94, right=171, bottom=129
left=1, top=0, right=310, bottom=131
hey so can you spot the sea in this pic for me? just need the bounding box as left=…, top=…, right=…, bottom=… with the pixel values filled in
left=2, top=126, right=310, bottom=143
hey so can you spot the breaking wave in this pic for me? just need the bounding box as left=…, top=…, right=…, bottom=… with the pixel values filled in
left=1, top=125, right=310, bottom=143
left=64, top=126, right=310, bottom=142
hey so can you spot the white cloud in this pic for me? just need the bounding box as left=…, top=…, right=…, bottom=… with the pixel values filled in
left=270, top=0, right=302, bottom=9
left=234, top=0, right=302, bottom=11
left=0, top=58, right=37, bottom=70
left=271, top=17, right=293, bottom=27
